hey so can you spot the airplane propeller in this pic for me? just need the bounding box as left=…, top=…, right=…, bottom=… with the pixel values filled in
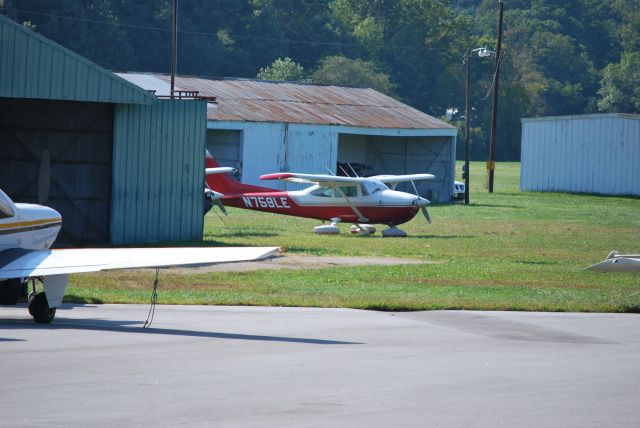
left=409, top=179, right=431, bottom=224
left=214, top=198, right=227, bottom=215
left=38, top=150, right=51, bottom=205
left=205, top=185, right=228, bottom=215
left=421, top=205, right=432, bottom=224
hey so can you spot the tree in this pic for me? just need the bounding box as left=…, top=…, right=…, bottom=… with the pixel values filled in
left=597, top=52, right=640, bottom=113
left=257, top=57, right=305, bottom=81
left=311, top=55, right=395, bottom=95
left=330, top=0, right=469, bottom=115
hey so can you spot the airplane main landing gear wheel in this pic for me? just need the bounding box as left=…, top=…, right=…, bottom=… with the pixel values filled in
left=28, top=292, right=56, bottom=324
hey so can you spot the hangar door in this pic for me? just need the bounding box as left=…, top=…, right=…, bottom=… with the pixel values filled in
left=337, top=134, right=453, bottom=202
left=0, top=98, right=113, bottom=244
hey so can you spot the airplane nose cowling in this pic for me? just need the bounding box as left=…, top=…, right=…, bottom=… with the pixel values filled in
left=413, top=197, right=430, bottom=207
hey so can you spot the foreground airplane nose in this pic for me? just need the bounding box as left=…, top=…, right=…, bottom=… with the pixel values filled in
left=413, top=197, right=430, bottom=207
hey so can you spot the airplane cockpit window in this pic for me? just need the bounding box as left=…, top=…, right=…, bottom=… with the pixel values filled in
left=363, top=180, right=388, bottom=195
left=338, top=186, right=358, bottom=197
left=360, top=185, right=369, bottom=196
left=0, top=190, right=16, bottom=219
left=311, top=187, right=335, bottom=198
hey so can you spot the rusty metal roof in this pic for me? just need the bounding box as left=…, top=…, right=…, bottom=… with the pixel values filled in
left=116, top=72, right=453, bottom=129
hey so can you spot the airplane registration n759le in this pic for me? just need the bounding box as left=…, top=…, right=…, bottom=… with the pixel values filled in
left=205, top=153, right=435, bottom=237
left=0, top=188, right=278, bottom=323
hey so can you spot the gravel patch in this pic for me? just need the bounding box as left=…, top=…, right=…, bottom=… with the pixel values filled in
left=160, top=254, right=430, bottom=274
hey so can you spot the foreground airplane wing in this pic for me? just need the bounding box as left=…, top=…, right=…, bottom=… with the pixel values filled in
left=586, top=251, right=640, bottom=272
left=1, top=246, right=279, bottom=321
left=0, top=247, right=280, bottom=280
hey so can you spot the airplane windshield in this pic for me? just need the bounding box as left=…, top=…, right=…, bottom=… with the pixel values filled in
left=310, top=186, right=335, bottom=198
left=363, top=180, right=388, bottom=195
left=0, top=189, right=16, bottom=219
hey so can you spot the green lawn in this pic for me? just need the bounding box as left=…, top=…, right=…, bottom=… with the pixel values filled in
left=67, top=162, right=640, bottom=312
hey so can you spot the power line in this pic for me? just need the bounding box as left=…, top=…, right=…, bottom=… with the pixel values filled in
left=6, top=8, right=453, bottom=52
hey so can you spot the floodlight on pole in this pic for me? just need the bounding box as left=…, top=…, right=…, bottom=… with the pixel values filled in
left=477, top=46, right=495, bottom=58
left=463, top=46, right=495, bottom=205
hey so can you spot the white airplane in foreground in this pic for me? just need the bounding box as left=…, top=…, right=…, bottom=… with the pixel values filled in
left=0, top=188, right=278, bottom=323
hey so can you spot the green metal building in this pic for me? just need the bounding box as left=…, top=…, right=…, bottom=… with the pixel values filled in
left=0, top=14, right=207, bottom=244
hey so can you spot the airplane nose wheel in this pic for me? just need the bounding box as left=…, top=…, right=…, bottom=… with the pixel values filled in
left=382, top=226, right=407, bottom=237
left=27, top=278, right=55, bottom=324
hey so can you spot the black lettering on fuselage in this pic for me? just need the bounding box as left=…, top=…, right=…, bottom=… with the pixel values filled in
left=242, top=196, right=291, bottom=210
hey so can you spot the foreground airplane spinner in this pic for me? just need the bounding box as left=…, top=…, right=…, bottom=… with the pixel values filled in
left=0, top=188, right=278, bottom=323
left=205, top=153, right=435, bottom=236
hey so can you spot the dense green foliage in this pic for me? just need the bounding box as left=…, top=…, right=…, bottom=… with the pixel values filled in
left=2, top=0, right=638, bottom=160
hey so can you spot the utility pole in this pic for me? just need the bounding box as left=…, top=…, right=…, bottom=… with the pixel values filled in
left=487, top=0, right=504, bottom=193
left=464, top=50, right=471, bottom=205
left=170, top=0, right=177, bottom=99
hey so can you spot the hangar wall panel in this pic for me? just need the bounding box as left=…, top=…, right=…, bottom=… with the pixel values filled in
left=111, top=100, right=206, bottom=244
left=521, top=114, right=640, bottom=196
left=0, top=15, right=152, bottom=105
left=284, top=125, right=338, bottom=190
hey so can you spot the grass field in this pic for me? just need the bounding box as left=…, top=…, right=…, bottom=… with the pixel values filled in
left=67, top=162, right=640, bottom=312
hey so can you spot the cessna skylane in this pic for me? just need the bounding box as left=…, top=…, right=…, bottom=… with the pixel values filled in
left=205, top=153, right=435, bottom=236
left=0, top=188, right=278, bottom=323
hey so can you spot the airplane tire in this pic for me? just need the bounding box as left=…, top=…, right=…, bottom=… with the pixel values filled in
left=0, top=279, right=23, bottom=305
left=28, top=292, right=56, bottom=324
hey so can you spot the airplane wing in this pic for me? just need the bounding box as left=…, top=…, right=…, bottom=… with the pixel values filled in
left=370, top=174, right=436, bottom=185
left=586, top=251, right=640, bottom=272
left=260, top=173, right=366, bottom=186
left=0, top=246, right=279, bottom=280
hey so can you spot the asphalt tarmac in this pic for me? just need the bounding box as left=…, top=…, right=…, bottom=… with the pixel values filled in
left=1, top=304, right=639, bottom=427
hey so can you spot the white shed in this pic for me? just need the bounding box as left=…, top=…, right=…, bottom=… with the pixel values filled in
left=521, top=113, right=640, bottom=196
left=118, top=73, right=458, bottom=202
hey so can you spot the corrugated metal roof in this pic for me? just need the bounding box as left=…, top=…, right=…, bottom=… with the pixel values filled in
left=0, top=14, right=154, bottom=105
left=117, top=72, right=453, bottom=130
left=522, top=113, right=640, bottom=123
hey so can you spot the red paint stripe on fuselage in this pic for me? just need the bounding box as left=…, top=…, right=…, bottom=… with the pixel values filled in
left=222, top=192, right=419, bottom=225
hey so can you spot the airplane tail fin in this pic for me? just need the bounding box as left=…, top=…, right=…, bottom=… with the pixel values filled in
left=205, top=153, right=274, bottom=194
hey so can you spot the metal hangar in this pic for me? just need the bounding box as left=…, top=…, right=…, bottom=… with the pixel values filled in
left=118, top=73, right=458, bottom=202
left=0, top=15, right=207, bottom=245
left=521, top=113, right=640, bottom=196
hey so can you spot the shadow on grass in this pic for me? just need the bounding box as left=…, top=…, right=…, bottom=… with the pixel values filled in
left=219, top=231, right=280, bottom=238
left=408, top=235, right=475, bottom=240
left=470, top=203, right=525, bottom=209
left=64, top=295, right=104, bottom=304
left=621, top=304, right=640, bottom=313
left=515, top=260, right=560, bottom=266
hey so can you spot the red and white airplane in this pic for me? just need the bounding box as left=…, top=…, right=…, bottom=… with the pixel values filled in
left=0, top=188, right=278, bottom=323
left=205, top=153, right=435, bottom=236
